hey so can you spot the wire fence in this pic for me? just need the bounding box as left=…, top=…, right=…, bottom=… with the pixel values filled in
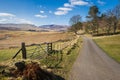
left=0, top=35, right=80, bottom=70
left=26, top=44, right=47, bottom=60
left=11, top=36, right=80, bottom=61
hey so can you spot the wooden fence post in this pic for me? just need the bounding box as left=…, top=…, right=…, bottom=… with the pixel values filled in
left=21, top=42, right=27, bottom=59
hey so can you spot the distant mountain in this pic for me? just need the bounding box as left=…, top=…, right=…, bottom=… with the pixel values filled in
left=0, top=24, right=70, bottom=32
left=0, top=24, right=40, bottom=31
left=0, top=27, right=20, bottom=31
left=39, top=24, right=69, bottom=32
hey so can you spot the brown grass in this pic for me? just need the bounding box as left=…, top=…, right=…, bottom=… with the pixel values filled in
left=0, top=30, right=74, bottom=49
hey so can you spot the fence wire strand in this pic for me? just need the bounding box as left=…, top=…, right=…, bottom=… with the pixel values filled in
left=12, top=36, right=79, bottom=60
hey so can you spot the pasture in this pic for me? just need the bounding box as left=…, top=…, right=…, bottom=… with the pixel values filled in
left=94, top=35, right=120, bottom=63
left=0, top=30, right=74, bottom=49
left=0, top=30, right=82, bottom=80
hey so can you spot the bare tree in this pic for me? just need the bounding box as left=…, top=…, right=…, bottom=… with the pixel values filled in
left=103, top=10, right=114, bottom=35
left=69, top=15, right=82, bottom=34
left=113, top=4, right=120, bottom=20
left=112, top=4, right=120, bottom=34
left=69, top=15, right=81, bottom=25
left=104, top=4, right=120, bottom=34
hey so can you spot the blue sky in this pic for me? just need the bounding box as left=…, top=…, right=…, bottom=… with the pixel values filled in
left=0, top=0, right=119, bottom=26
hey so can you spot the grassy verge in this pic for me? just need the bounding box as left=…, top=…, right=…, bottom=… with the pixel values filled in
left=94, top=35, right=120, bottom=63
left=61, top=38, right=82, bottom=80
left=41, top=37, right=83, bottom=80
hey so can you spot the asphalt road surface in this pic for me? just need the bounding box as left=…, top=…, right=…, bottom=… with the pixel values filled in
left=68, top=37, right=120, bottom=80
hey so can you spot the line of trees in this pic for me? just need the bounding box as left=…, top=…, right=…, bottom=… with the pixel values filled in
left=69, top=3, right=120, bottom=36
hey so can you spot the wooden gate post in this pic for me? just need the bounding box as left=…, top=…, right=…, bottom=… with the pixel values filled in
left=21, top=42, right=27, bottom=59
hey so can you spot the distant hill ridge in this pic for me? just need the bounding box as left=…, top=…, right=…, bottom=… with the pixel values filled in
left=0, top=24, right=39, bottom=30
left=0, top=24, right=69, bottom=31
left=39, top=24, right=69, bottom=31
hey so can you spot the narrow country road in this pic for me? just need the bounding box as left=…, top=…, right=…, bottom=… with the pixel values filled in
left=68, top=37, right=120, bottom=80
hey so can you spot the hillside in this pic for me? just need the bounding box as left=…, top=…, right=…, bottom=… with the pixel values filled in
left=39, top=24, right=69, bottom=32
left=0, top=24, right=69, bottom=32
left=0, top=24, right=40, bottom=31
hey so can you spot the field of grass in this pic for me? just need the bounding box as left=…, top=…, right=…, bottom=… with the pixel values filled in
left=0, top=31, right=76, bottom=62
left=0, top=30, right=74, bottom=49
left=94, top=35, right=120, bottom=63
left=0, top=30, right=82, bottom=80
left=0, top=38, right=82, bottom=80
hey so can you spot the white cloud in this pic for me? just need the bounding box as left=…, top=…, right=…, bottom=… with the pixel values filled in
left=35, top=14, right=47, bottom=18
left=0, top=19, right=7, bottom=22
left=70, top=0, right=89, bottom=6
left=64, top=3, right=74, bottom=7
left=54, top=0, right=89, bottom=16
left=40, top=10, right=44, bottom=13
left=54, top=10, right=68, bottom=15
left=0, top=13, right=15, bottom=17
left=0, top=12, right=33, bottom=24
left=0, top=17, right=33, bottom=24
left=58, top=7, right=72, bottom=11
left=97, top=0, right=105, bottom=5
left=64, top=0, right=89, bottom=7
left=54, top=7, right=72, bottom=15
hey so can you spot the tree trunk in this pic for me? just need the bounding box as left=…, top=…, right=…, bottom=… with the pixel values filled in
left=107, top=23, right=111, bottom=35
left=96, top=25, right=99, bottom=35
left=113, top=22, right=117, bottom=34
left=107, top=26, right=110, bottom=35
